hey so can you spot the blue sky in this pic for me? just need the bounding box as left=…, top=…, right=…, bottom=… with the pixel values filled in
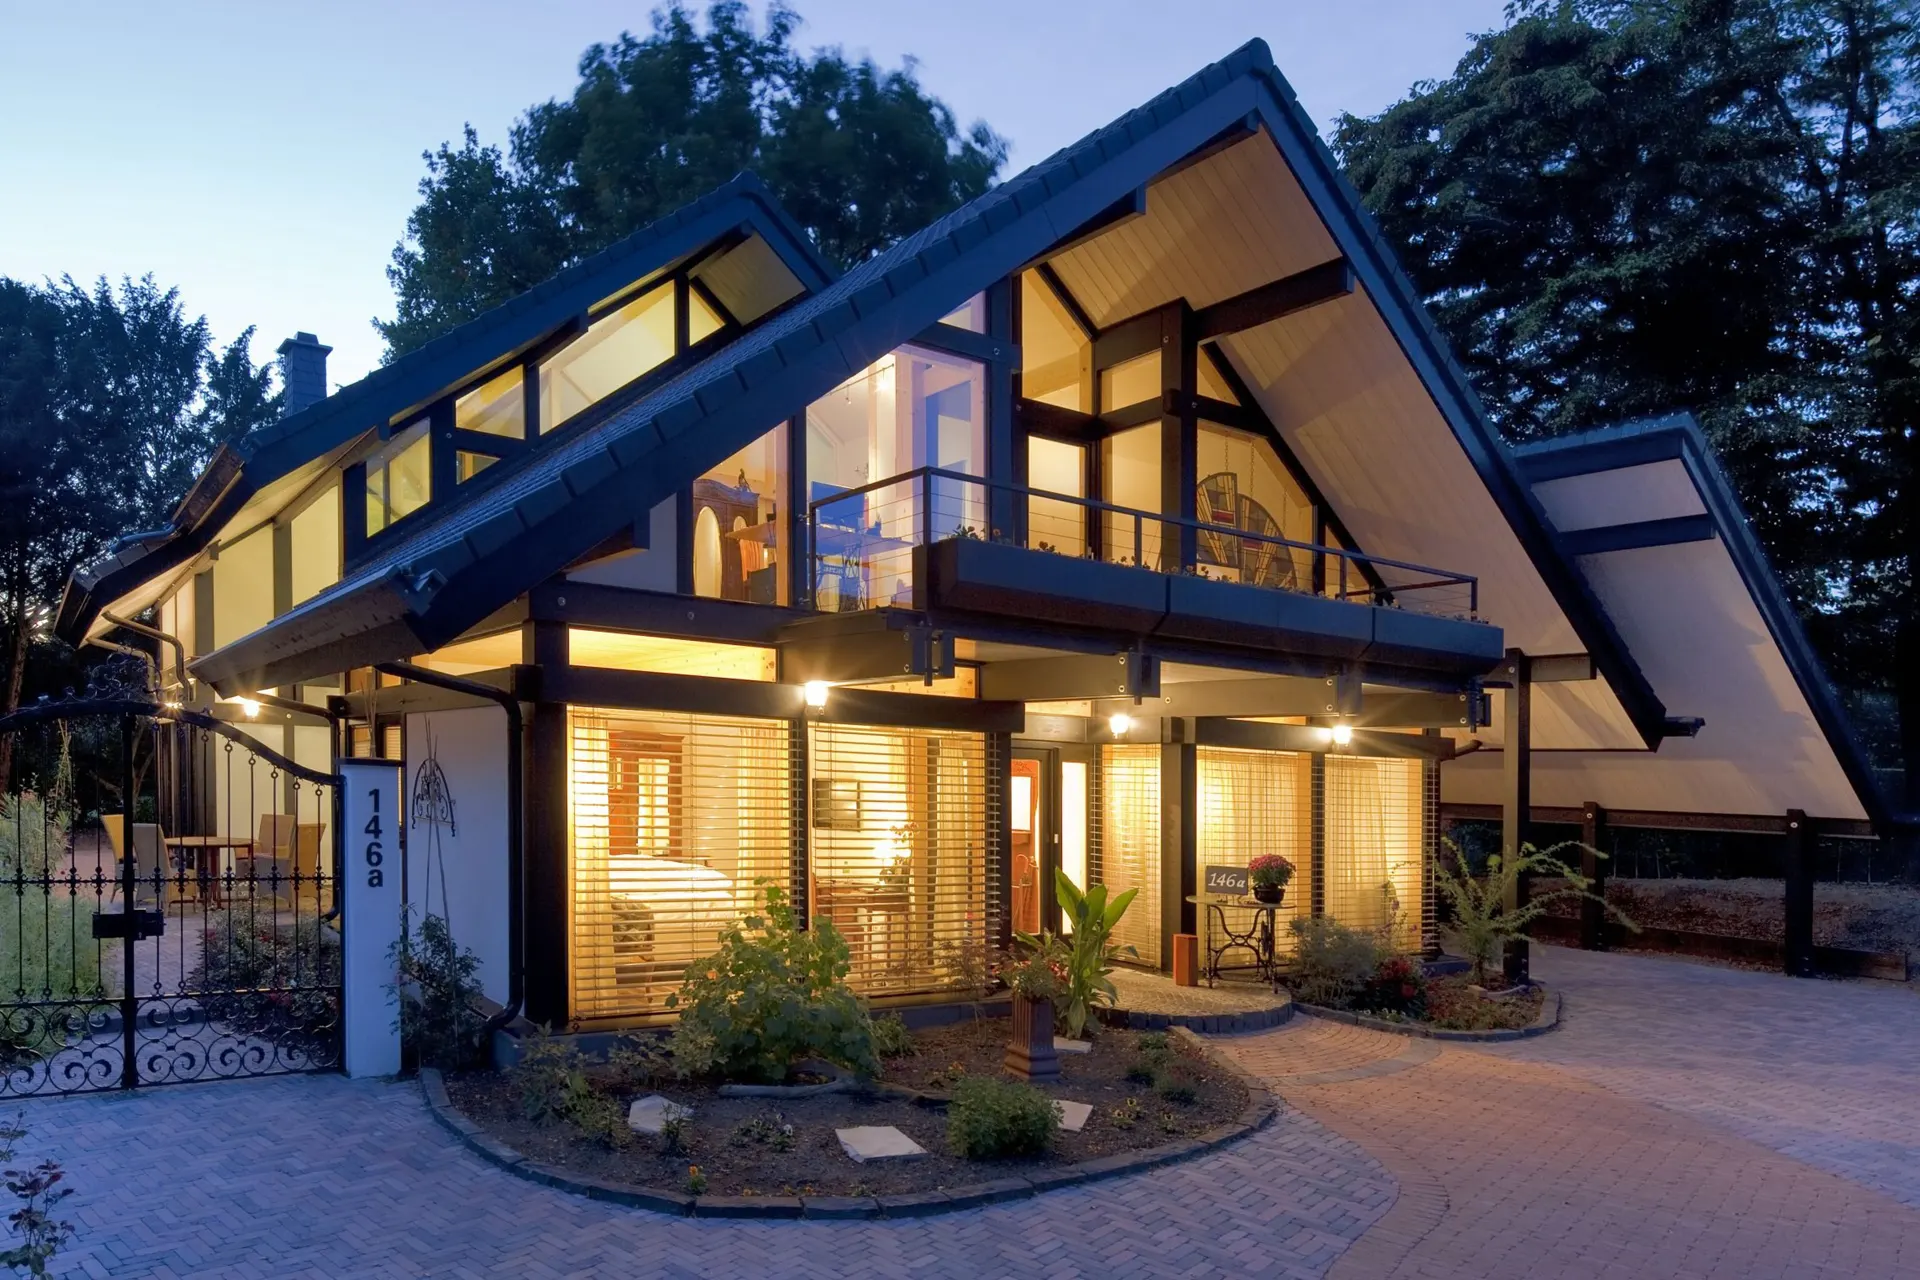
left=0, top=1, right=1509, bottom=387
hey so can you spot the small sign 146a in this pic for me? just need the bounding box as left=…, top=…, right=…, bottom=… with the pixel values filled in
left=1203, top=865, right=1249, bottom=898
left=362, top=788, right=386, bottom=887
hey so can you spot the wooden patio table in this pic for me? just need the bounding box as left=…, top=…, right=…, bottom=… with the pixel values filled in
left=164, top=835, right=252, bottom=907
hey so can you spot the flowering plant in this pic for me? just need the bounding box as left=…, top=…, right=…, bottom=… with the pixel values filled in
left=996, top=936, right=1069, bottom=1002
left=1248, top=854, right=1295, bottom=890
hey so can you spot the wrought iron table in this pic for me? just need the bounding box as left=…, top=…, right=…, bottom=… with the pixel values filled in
left=1187, top=895, right=1285, bottom=990
left=164, top=835, right=251, bottom=906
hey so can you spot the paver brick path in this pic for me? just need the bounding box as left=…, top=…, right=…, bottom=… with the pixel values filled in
left=16, top=943, right=1920, bottom=1277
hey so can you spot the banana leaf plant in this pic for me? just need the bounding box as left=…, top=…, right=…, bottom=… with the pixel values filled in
left=1014, top=870, right=1138, bottom=1039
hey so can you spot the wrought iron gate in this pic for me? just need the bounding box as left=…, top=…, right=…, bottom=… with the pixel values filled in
left=0, top=697, right=342, bottom=1095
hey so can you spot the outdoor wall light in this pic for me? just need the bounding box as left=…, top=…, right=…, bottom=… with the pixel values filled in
left=803, top=681, right=831, bottom=710
left=1330, top=722, right=1354, bottom=747
left=238, top=698, right=261, bottom=719
left=1108, top=712, right=1133, bottom=737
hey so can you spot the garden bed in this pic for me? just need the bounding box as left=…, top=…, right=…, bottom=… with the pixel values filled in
left=1295, top=974, right=1556, bottom=1041
left=436, top=1018, right=1256, bottom=1213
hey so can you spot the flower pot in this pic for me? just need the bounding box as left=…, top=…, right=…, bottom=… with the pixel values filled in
left=1003, top=995, right=1060, bottom=1081
left=1251, top=883, right=1286, bottom=905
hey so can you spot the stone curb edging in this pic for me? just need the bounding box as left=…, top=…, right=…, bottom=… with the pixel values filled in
left=1294, top=987, right=1561, bottom=1041
left=417, top=1050, right=1278, bottom=1221
left=1099, top=994, right=1295, bottom=1035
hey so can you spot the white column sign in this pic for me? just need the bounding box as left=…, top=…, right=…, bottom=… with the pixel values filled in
left=342, top=759, right=404, bottom=1078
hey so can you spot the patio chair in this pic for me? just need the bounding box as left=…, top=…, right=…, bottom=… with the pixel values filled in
left=292, top=822, right=328, bottom=905
left=237, top=814, right=297, bottom=908
left=129, top=823, right=170, bottom=914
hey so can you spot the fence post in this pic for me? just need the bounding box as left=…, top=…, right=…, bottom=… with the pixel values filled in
left=1579, top=801, right=1609, bottom=951
left=1783, top=809, right=1814, bottom=977
left=120, top=713, right=138, bottom=1090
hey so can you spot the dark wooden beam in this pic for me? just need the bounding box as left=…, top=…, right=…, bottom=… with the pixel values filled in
left=1783, top=808, right=1814, bottom=977
left=1579, top=801, right=1609, bottom=951
left=541, top=663, right=1023, bottom=733
left=1090, top=674, right=1338, bottom=720
left=1034, top=262, right=1097, bottom=340
left=1016, top=398, right=1107, bottom=444
left=1442, top=803, right=1878, bottom=841
left=528, top=580, right=795, bottom=644
left=1501, top=649, right=1532, bottom=985
left=1192, top=258, right=1354, bottom=341
left=1486, top=652, right=1594, bottom=685
left=1358, top=688, right=1486, bottom=730
left=1023, top=188, right=1147, bottom=269
left=1192, top=717, right=1458, bottom=760
left=1561, top=514, right=1718, bottom=557
left=979, top=652, right=1160, bottom=702
left=781, top=626, right=955, bottom=685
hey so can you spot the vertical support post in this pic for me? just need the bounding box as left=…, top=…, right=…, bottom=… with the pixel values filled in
left=1783, top=809, right=1814, bottom=977
left=120, top=714, right=138, bottom=1090
left=1501, top=649, right=1532, bottom=985
left=1160, top=733, right=1196, bottom=973
left=1159, top=302, right=1197, bottom=574
left=341, top=757, right=404, bottom=1078
left=789, top=718, right=809, bottom=931
left=986, top=275, right=1019, bottom=545
left=1579, top=801, right=1609, bottom=951
left=1308, top=753, right=1326, bottom=918
left=522, top=622, right=570, bottom=1025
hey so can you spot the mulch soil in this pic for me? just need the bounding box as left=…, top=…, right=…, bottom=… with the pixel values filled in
left=446, top=1020, right=1247, bottom=1198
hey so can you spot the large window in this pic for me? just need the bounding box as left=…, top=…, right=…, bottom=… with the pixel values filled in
left=1026, top=435, right=1087, bottom=556
left=1097, top=743, right=1162, bottom=966
left=1101, top=423, right=1163, bottom=568
left=540, top=281, right=676, bottom=433
left=1197, top=748, right=1312, bottom=960
left=1196, top=423, right=1315, bottom=590
left=364, top=420, right=431, bottom=536
left=692, top=425, right=788, bottom=605
left=568, top=707, right=792, bottom=1022
left=1019, top=272, right=1090, bottom=411
left=806, top=345, right=986, bottom=610
left=1325, top=756, right=1425, bottom=952
left=455, top=366, right=526, bottom=439
left=808, top=724, right=990, bottom=998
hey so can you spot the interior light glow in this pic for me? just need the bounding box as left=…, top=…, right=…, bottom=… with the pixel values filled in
left=1330, top=722, right=1353, bottom=746
left=803, top=681, right=831, bottom=709
left=238, top=698, right=261, bottom=719
left=1108, top=712, right=1133, bottom=737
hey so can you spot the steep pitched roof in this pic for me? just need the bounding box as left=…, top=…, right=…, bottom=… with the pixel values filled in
left=189, top=37, right=1664, bottom=751
left=57, top=172, right=835, bottom=644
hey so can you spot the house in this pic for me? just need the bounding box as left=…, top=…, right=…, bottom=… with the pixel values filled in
left=57, top=40, right=1888, bottom=1031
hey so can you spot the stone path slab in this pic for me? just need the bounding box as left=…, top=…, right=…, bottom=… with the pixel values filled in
left=836, top=1124, right=926, bottom=1163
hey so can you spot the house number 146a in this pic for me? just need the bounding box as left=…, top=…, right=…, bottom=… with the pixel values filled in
left=363, top=789, right=386, bottom=887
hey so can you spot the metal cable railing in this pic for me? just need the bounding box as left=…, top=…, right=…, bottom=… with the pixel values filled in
left=805, top=466, right=1479, bottom=618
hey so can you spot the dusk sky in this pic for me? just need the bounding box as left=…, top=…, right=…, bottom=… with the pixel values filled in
left=0, top=1, right=1510, bottom=387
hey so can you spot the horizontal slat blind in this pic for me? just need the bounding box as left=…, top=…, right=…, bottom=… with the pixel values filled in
left=1197, top=747, right=1312, bottom=959
left=808, top=724, right=990, bottom=998
left=1097, top=744, right=1161, bottom=964
left=1324, top=755, right=1426, bottom=952
left=569, top=707, right=792, bottom=1020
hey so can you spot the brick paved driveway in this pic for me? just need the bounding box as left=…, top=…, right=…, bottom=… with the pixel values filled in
left=17, top=944, right=1920, bottom=1278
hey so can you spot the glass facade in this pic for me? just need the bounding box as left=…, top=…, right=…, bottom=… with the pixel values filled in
left=455, top=367, right=526, bottom=439
left=1019, top=271, right=1090, bottom=411
left=364, top=421, right=431, bottom=536
left=1196, top=422, right=1315, bottom=590
left=692, top=424, right=788, bottom=605
left=540, top=281, right=676, bottom=432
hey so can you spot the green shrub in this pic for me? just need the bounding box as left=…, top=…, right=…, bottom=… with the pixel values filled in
left=1156, top=1073, right=1198, bottom=1104
left=1357, top=955, right=1428, bottom=1019
left=606, top=1033, right=674, bottom=1090
left=1434, top=839, right=1635, bottom=984
left=666, top=883, right=878, bottom=1083
left=389, top=910, right=488, bottom=1070
left=1286, top=917, right=1383, bottom=1009
left=512, top=1025, right=583, bottom=1123
left=187, top=918, right=340, bottom=1052
left=871, top=1013, right=915, bottom=1058
left=945, top=1076, right=1058, bottom=1159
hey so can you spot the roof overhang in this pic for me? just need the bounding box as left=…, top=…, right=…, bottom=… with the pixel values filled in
left=1441, top=415, right=1887, bottom=827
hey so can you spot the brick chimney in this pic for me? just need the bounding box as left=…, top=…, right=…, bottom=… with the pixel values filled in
left=277, top=332, right=332, bottom=416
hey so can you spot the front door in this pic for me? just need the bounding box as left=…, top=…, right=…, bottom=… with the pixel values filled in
left=1009, top=752, right=1048, bottom=935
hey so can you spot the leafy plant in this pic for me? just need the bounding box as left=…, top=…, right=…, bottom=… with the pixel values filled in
left=1156, top=1073, right=1198, bottom=1105
left=1433, top=839, right=1635, bottom=985
left=511, top=1024, right=584, bottom=1123
left=666, top=882, right=878, bottom=1083
left=0, top=1113, right=71, bottom=1277
left=946, top=1076, right=1058, bottom=1159
left=1051, top=870, right=1138, bottom=1038
left=1110, top=1097, right=1142, bottom=1129
left=683, top=1165, right=707, bottom=1196
left=1286, top=917, right=1385, bottom=1009
left=1358, top=955, right=1427, bottom=1018
left=389, top=909, right=488, bottom=1071
left=188, top=918, right=340, bottom=1051
left=996, top=933, right=1069, bottom=1002
left=870, top=1013, right=915, bottom=1058
left=606, top=1033, right=675, bottom=1091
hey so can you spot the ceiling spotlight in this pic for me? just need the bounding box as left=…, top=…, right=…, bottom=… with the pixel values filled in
left=1108, top=712, right=1133, bottom=737
left=1330, top=721, right=1353, bottom=747
left=238, top=698, right=261, bottom=719
left=803, top=681, right=831, bottom=709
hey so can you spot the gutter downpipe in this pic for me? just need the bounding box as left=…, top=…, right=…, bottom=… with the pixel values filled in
left=102, top=612, right=192, bottom=702
left=375, top=661, right=526, bottom=1038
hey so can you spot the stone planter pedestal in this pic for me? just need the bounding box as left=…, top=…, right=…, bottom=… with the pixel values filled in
left=1004, top=995, right=1060, bottom=1081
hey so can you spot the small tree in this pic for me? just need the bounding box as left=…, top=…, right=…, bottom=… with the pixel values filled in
left=389, top=910, right=489, bottom=1071
left=1433, top=839, right=1634, bottom=985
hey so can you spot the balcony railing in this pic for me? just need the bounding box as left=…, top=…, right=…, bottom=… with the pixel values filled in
left=805, top=466, right=1478, bottom=619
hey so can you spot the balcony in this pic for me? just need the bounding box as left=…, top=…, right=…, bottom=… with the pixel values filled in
left=805, top=468, right=1499, bottom=676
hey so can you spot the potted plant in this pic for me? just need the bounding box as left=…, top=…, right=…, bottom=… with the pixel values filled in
left=997, top=937, right=1068, bottom=1081
left=1248, top=854, right=1294, bottom=904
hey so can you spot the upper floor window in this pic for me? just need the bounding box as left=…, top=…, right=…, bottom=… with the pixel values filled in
left=540, top=281, right=675, bottom=433
left=940, top=293, right=987, bottom=333
left=365, top=420, right=431, bottom=535
left=456, top=367, right=526, bottom=439
left=692, top=424, right=788, bottom=606
left=1020, top=272, right=1090, bottom=412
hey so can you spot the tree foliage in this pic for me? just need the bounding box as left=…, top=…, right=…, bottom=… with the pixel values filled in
left=1334, top=0, right=1920, bottom=801
left=379, top=1, right=1009, bottom=358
